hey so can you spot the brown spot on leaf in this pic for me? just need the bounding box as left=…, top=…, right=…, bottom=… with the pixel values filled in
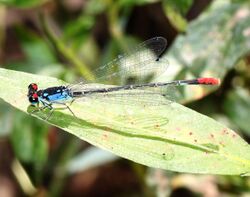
left=103, top=134, right=108, bottom=138
left=102, top=134, right=109, bottom=141
left=221, top=128, right=229, bottom=135
left=154, top=124, right=160, bottom=128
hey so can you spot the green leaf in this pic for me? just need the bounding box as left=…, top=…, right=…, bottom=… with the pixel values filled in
left=165, top=1, right=250, bottom=102
left=0, top=0, right=49, bottom=7
left=63, top=15, right=95, bottom=45
left=0, top=103, right=12, bottom=136
left=223, top=88, right=250, bottom=135
left=1, top=68, right=250, bottom=175
left=164, top=0, right=193, bottom=15
left=118, top=0, right=160, bottom=7
left=0, top=102, right=48, bottom=169
left=11, top=111, right=48, bottom=165
left=15, top=26, right=57, bottom=67
left=163, top=0, right=193, bottom=31
left=163, top=4, right=188, bottom=32
left=84, top=0, right=108, bottom=15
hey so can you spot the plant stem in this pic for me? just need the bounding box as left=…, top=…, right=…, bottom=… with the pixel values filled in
left=39, top=13, right=95, bottom=81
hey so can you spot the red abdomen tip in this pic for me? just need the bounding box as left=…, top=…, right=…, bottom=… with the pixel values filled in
left=197, top=78, right=220, bottom=85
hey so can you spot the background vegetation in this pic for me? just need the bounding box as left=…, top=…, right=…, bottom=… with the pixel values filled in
left=0, top=0, right=250, bottom=196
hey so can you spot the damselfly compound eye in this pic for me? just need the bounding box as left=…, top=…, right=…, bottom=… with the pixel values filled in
left=28, top=93, right=38, bottom=105
left=28, top=83, right=38, bottom=91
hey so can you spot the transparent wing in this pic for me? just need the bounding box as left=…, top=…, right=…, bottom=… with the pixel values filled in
left=69, top=83, right=178, bottom=106
left=94, top=37, right=168, bottom=85
left=68, top=37, right=175, bottom=107
left=83, top=91, right=170, bottom=106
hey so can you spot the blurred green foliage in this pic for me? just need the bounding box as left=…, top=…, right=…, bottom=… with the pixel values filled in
left=0, top=0, right=250, bottom=196
left=0, top=0, right=48, bottom=7
left=224, top=88, right=250, bottom=133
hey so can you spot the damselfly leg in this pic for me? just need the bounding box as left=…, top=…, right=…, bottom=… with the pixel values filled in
left=30, top=100, right=76, bottom=120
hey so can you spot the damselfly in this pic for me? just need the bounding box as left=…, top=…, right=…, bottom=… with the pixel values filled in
left=27, top=37, right=220, bottom=120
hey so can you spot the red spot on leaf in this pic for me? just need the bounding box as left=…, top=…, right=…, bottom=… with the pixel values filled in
left=176, top=127, right=181, bottom=131
left=189, top=132, right=193, bottom=136
left=102, top=134, right=109, bottom=141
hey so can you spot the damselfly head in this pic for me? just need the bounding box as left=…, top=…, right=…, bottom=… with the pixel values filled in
left=28, top=83, right=39, bottom=105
